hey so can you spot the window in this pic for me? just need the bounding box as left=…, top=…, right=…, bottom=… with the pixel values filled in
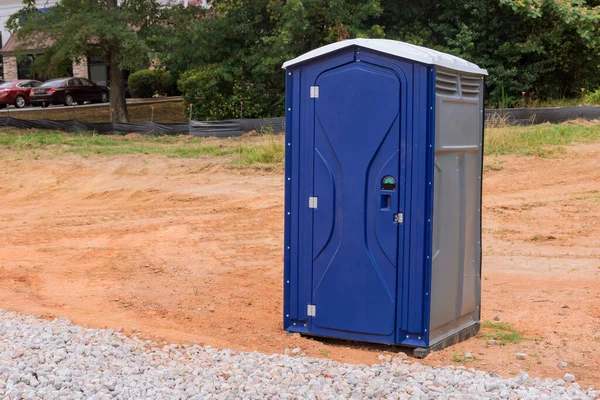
left=17, top=55, right=36, bottom=80
left=80, top=78, right=94, bottom=86
left=88, top=55, right=108, bottom=84
left=17, top=81, right=41, bottom=88
left=40, top=79, right=67, bottom=88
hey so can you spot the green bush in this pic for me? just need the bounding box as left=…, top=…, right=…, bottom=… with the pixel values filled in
left=178, top=64, right=283, bottom=121
left=178, top=65, right=235, bottom=120
left=585, top=89, right=600, bottom=105
left=128, top=70, right=175, bottom=98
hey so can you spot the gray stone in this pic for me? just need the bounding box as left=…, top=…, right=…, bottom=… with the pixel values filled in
left=558, top=311, right=565, bottom=316
left=561, top=304, right=569, bottom=309
left=557, top=361, right=568, bottom=368
left=516, top=353, right=527, bottom=360
left=486, top=340, right=497, bottom=345
left=0, top=309, right=596, bottom=400
left=493, top=314, right=501, bottom=321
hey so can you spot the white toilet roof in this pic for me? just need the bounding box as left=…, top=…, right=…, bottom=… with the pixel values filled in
left=282, top=38, right=488, bottom=75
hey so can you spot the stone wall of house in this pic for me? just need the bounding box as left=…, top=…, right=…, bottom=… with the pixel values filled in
left=2, top=56, right=17, bottom=81
left=72, top=58, right=89, bottom=79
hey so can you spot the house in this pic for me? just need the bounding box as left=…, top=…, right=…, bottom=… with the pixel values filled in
left=0, top=0, right=208, bottom=82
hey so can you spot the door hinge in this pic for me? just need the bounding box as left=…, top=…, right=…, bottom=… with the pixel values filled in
left=307, top=304, right=316, bottom=317
left=309, top=196, right=318, bottom=209
left=394, top=213, right=404, bottom=224
left=310, top=86, right=319, bottom=98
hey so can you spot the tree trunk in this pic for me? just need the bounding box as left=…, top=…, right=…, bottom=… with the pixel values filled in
left=108, top=51, right=129, bottom=123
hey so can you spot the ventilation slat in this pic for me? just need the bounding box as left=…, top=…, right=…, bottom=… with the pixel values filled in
left=460, top=74, right=481, bottom=98
left=436, top=71, right=458, bottom=96
left=436, top=77, right=457, bottom=85
left=436, top=85, right=457, bottom=94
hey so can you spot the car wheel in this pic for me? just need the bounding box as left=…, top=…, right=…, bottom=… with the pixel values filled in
left=101, top=91, right=109, bottom=103
left=15, top=96, right=26, bottom=109
left=64, top=94, right=75, bottom=106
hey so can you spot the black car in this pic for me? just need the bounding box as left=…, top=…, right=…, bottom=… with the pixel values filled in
left=97, top=80, right=131, bottom=98
left=30, top=77, right=110, bottom=107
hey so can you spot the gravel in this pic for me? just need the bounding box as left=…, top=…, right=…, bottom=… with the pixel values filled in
left=516, top=353, right=528, bottom=360
left=1, top=309, right=597, bottom=399
left=564, top=374, right=576, bottom=383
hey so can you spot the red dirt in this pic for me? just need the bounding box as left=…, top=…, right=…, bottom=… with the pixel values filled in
left=0, top=141, right=598, bottom=387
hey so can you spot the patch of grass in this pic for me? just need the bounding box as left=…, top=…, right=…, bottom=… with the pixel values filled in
left=2, top=120, right=595, bottom=165
left=0, top=129, right=285, bottom=168
left=319, top=348, right=330, bottom=357
left=484, top=163, right=504, bottom=171
left=231, top=141, right=285, bottom=166
left=482, top=321, right=515, bottom=331
left=572, top=191, right=600, bottom=203
left=451, top=351, right=479, bottom=364
left=485, top=123, right=600, bottom=157
left=481, top=321, right=533, bottom=345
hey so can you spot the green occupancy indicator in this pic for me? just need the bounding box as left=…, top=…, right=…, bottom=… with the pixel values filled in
left=382, top=176, right=396, bottom=190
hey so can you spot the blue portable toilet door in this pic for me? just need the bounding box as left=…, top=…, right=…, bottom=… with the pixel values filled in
left=311, top=61, right=402, bottom=342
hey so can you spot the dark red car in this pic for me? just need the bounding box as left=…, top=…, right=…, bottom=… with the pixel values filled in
left=0, top=80, right=43, bottom=108
left=30, top=77, right=110, bottom=107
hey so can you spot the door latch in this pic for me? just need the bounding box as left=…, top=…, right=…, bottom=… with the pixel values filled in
left=394, top=213, right=404, bottom=224
left=310, top=86, right=319, bottom=98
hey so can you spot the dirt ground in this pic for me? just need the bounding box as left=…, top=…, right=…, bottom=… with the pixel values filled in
left=0, top=140, right=598, bottom=388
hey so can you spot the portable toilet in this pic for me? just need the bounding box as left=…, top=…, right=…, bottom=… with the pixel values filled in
left=282, top=39, right=488, bottom=356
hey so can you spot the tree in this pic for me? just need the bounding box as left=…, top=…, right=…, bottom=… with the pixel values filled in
left=155, top=0, right=383, bottom=120
left=375, top=0, right=600, bottom=106
left=7, top=0, right=163, bottom=122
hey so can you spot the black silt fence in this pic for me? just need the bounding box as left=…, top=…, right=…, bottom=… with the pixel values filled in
left=0, top=107, right=597, bottom=136
left=485, top=106, right=600, bottom=125
left=0, top=117, right=286, bottom=137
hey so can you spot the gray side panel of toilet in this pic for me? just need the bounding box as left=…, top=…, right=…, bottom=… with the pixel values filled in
left=429, top=67, right=483, bottom=345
